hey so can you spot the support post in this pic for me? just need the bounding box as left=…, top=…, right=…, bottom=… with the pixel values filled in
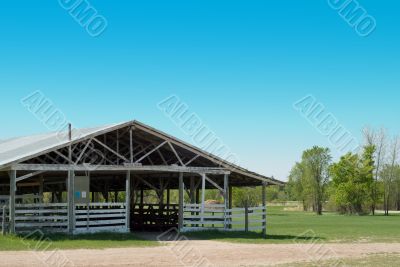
left=224, top=174, right=229, bottom=230
left=190, top=177, right=195, bottom=204
left=1, top=206, right=6, bottom=235
left=67, top=170, right=75, bottom=234
left=229, top=185, right=233, bottom=229
left=244, top=203, right=249, bottom=232
left=9, top=170, right=16, bottom=234
left=262, top=181, right=267, bottom=238
left=129, top=127, right=133, bottom=163
left=126, top=171, right=131, bottom=232
left=178, top=172, right=184, bottom=232
left=39, top=176, right=44, bottom=203
left=201, top=173, right=206, bottom=224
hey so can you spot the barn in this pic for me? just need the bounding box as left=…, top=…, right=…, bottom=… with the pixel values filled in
left=0, top=120, right=283, bottom=235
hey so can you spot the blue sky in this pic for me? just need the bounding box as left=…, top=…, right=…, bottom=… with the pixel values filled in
left=1, top=1, right=399, bottom=180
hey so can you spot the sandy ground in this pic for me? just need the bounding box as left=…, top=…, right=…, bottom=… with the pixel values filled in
left=1, top=241, right=400, bottom=267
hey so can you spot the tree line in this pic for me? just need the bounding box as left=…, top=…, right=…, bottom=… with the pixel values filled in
left=286, top=127, right=400, bottom=215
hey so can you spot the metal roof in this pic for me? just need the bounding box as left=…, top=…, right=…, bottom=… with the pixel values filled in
left=0, top=123, right=124, bottom=168
left=0, top=120, right=284, bottom=185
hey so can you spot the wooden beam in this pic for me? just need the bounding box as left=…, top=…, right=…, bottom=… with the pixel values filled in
left=201, top=173, right=206, bottom=223
left=262, top=181, right=267, bottom=238
left=229, top=184, right=233, bottom=229
left=135, top=176, right=158, bottom=191
left=129, top=128, right=133, bottom=163
left=9, top=170, right=16, bottom=234
left=74, top=139, right=93, bottom=164
left=204, top=175, right=224, bottom=193
left=224, top=174, right=229, bottom=230
left=12, top=164, right=230, bottom=175
left=126, top=170, right=131, bottom=231
left=178, top=172, right=184, bottom=232
left=185, top=154, right=200, bottom=166
left=16, top=171, right=45, bottom=183
left=54, top=150, right=73, bottom=164
left=93, top=137, right=129, bottom=163
left=67, top=170, right=74, bottom=234
left=168, top=142, right=185, bottom=166
left=135, top=141, right=167, bottom=163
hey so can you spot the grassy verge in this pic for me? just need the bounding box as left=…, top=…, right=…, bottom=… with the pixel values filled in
left=186, top=206, right=400, bottom=244
left=277, top=253, right=400, bottom=267
left=0, top=232, right=159, bottom=251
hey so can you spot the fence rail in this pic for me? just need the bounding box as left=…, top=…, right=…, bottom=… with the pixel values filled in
left=182, top=203, right=266, bottom=233
left=14, top=203, right=68, bottom=232
left=74, top=202, right=127, bottom=233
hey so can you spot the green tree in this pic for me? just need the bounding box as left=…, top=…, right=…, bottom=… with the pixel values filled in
left=330, top=145, right=375, bottom=214
left=301, top=146, right=331, bottom=215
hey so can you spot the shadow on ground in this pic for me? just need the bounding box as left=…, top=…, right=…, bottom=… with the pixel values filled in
left=134, top=230, right=324, bottom=243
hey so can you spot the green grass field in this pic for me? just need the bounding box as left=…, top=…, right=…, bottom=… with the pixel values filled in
left=1, top=206, right=400, bottom=251
left=277, top=253, right=400, bottom=267
left=0, top=232, right=159, bottom=251
left=186, top=206, right=400, bottom=244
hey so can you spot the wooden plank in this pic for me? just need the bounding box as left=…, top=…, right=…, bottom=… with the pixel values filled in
left=201, top=173, right=205, bottom=223
left=9, top=170, right=16, bottom=234
left=67, top=169, right=74, bottom=234
left=15, top=203, right=68, bottom=208
left=245, top=204, right=249, bottom=232
left=75, top=209, right=126, bottom=214
left=180, top=227, right=224, bottom=232
left=16, top=222, right=68, bottom=227
left=184, top=208, right=225, bottom=213
left=226, top=208, right=246, bottom=212
left=75, top=219, right=126, bottom=226
left=248, top=206, right=266, bottom=212
left=76, top=202, right=125, bottom=207
left=178, top=172, right=184, bottom=232
left=15, top=209, right=68, bottom=214
left=13, top=164, right=230, bottom=175
left=262, top=181, right=267, bottom=238
left=184, top=215, right=224, bottom=219
left=224, top=173, right=229, bottom=230
left=75, top=214, right=126, bottom=219
left=15, top=216, right=68, bottom=221
left=126, top=170, right=131, bottom=231
left=74, top=226, right=127, bottom=234
left=16, top=171, right=45, bottom=183
left=183, top=220, right=224, bottom=225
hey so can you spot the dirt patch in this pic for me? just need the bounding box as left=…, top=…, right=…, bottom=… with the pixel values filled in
left=1, top=241, right=400, bottom=266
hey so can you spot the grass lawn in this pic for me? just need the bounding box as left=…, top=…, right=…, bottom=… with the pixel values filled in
left=186, top=206, right=400, bottom=244
left=0, top=232, right=159, bottom=251
left=277, top=253, right=400, bottom=267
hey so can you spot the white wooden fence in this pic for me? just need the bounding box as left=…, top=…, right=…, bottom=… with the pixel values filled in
left=15, top=203, right=69, bottom=232
left=226, top=206, right=266, bottom=232
left=74, top=202, right=128, bottom=234
left=182, top=203, right=266, bottom=233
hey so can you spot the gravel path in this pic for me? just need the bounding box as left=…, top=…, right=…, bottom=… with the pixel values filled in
left=1, top=241, right=400, bottom=266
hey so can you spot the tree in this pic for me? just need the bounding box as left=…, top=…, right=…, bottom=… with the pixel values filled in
left=287, top=162, right=307, bottom=209
left=330, top=145, right=375, bottom=214
left=363, top=127, right=386, bottom=215
left=381, top=136, right=399, bottom=215
left=301, top=146, right=331, bottom=215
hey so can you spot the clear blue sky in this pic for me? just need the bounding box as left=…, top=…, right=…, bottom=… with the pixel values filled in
left=1, top=1, right=399, bottom=181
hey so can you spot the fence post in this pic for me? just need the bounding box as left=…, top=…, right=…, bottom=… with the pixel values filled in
left=262, top=182, right=267, bottom=239
left=1, top=206, right=6, bottom=235
left=244, top=203, right=249, bottom=232
left=178, top=172, right=184, bottom=233
left=224, top=173, right=229, bottom=230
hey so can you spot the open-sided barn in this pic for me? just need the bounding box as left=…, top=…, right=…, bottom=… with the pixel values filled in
left=0, top=120, right=283, bottom=235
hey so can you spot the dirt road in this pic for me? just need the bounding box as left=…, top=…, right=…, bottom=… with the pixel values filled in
left=1, top=241, right=400, bottom=266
